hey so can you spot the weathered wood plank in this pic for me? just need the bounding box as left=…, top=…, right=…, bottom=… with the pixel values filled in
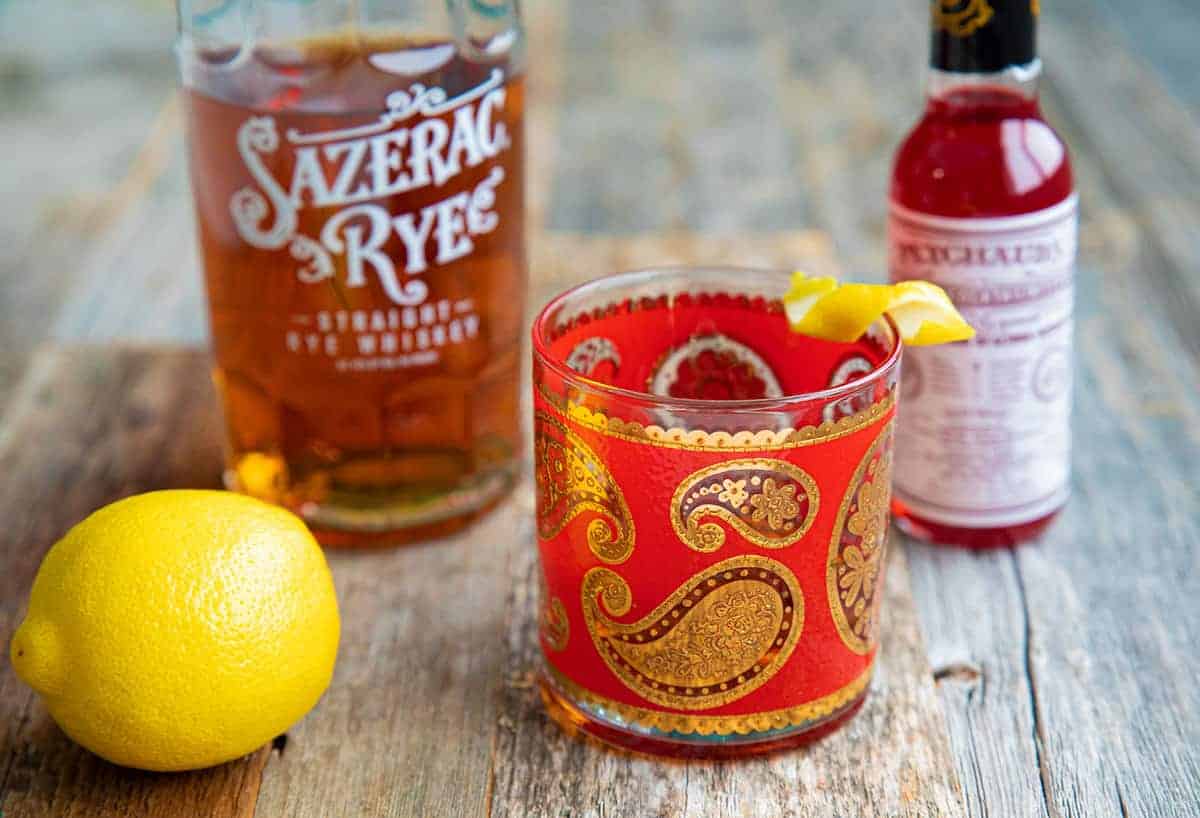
left=1041, top=0, right=1200, bottom=363
left=0, top=347, right=268, bottom=818
left=769, top=0, right=924, bottom=278
left=905, top=546, right=1050, bottom=818
left=1016, top=215, right=1200, bottom=818
left=250, top=500, right=525, bottom=818
left=0, top=0, right=176, bottom=405
left=548, top=0, right=807, bottom=233
left=48, top=131, right=209, bottom=346
left=1087, top=0, right=1200, bottom=114
left=9, top=0, right=1200, bottom=814
left=532, top=230, right=839, bottom=303
left=525, top=0, right=568, bottom=237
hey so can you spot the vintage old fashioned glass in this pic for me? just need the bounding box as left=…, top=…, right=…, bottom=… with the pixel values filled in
left=531, top=267, right=901, bottom=757
left=177, top=0, right=526, bottom=546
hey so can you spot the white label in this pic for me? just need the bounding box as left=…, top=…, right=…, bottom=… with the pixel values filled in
left=888, top=195, right=1077, bottom=528
left=224, top=69, right=513, bottom=368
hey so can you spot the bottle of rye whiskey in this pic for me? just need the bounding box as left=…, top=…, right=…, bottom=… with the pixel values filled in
left=889, top=0, right=1076, bottom=547
left=178, top=1, right=527, bottom=547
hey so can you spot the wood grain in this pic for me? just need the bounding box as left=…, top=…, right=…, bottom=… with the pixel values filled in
left=1042, top=0, right=1200, bottom=363
left=0, top=0, right=177, bottom=406
left=3, top=0, right=1200, bottom=815
left=1086, top=0, right=1200, bottom=114
left=48, top=127, right=208, bottom=346
left=1015, top=203, right=1200, bottom=818
left=250, top=500, right=524, bottom=818
left=0, top=348, right=267, bottom=818
left=531, top=230, right=840, bottom=303
left=547, top=0, right=807, bottom=235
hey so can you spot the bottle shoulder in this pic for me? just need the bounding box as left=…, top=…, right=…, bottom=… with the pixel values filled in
left=890, top=103, right=1074, bottom=217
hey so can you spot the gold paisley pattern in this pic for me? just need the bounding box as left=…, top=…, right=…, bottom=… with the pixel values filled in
left=670, top=460, right=820, bottom=552
left=581, top=556, right=803, bottom=710
left=534, top=410, right=635, bottom=564
left=537, top=382, right=895, bottom=452
left=827, top=424, right=894, bottom=655
left=538, top=571, right=569, bottom=652
left=546, top=662, right=873, bottom=736
left=540, top=597, right=570, bottom=652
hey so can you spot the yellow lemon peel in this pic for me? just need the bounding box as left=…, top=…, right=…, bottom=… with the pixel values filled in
left=784, top=271, right=975, bottom=346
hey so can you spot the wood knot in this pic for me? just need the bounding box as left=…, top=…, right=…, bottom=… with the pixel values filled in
left=932, top=662, right=982, bottom=684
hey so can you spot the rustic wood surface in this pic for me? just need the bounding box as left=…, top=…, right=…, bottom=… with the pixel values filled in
left=2, top=0, right=1199, bottom=815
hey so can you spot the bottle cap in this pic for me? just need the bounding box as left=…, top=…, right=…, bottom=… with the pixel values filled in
left=930, top=0, right=1037, bottom=73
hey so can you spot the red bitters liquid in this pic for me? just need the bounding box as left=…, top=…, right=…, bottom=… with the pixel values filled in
left=890, top=86, right=1074, bottom=548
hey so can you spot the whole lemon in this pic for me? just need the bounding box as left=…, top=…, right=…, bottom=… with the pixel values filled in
left=9, top=490, right=340, bottom=772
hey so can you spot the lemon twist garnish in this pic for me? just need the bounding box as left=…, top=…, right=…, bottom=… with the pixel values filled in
left=783, top=271, right=975, bottom=346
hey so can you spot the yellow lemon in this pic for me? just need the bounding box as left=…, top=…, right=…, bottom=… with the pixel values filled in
left=9, top=490, right=339, bottom=772
left=784, top=271, right=975, bottom=346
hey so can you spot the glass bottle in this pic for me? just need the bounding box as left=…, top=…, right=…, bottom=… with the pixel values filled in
left=889, top=0, right=1076, bottom=547
left=176, top=0, right=526, bottom=546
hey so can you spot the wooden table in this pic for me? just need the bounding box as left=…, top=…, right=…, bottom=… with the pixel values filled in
left=2, top=1, right=1198, bottom=815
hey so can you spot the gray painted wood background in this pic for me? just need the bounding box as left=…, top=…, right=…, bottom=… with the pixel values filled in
left=1, top=0, right=1198, bottom=815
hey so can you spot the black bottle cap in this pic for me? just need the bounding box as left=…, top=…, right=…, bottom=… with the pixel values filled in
left=930, top=0, right=1037, bottom=73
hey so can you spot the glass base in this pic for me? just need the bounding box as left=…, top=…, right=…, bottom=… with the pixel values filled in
left=539, top=675, right=869, bottom=759
left=224, top=462, right=518, bottom=548
left=892, top=498, right=1061, bottom=548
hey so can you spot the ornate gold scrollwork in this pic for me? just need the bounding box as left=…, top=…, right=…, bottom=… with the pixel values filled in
left=932, top=0, right=995, bottom=37
left=827, top=424, right=893, bottom=655
left=581, top=555, right=804, bottom=710
left=670, top=459, right=819, bottom=552
left=534, top=410, right=635, bottom=564
left=538, top=570, right=569, bottom=652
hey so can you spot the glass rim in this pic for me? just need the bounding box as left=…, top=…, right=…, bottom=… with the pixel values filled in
left=531, top=266, right=903, bottom=412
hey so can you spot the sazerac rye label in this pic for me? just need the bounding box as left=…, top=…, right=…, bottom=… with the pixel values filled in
left=185, top=38, right=526, bottom=538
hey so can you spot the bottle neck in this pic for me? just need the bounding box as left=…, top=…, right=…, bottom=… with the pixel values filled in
left=926, top=59, right=1041, bottom=105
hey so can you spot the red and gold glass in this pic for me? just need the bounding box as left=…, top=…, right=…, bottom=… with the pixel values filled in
left=531, top=267, right=901, bottom=757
